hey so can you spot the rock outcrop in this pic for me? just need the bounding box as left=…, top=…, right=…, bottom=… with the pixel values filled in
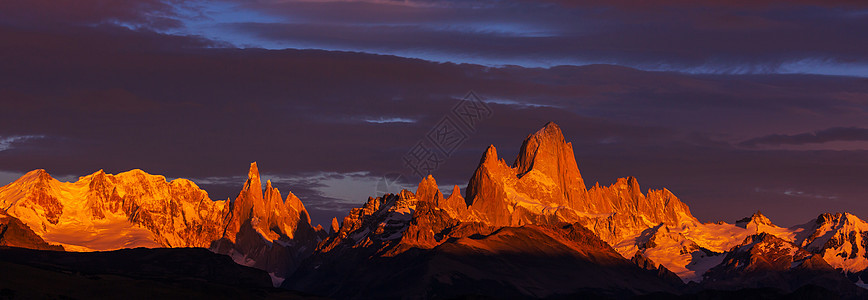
left=793, top=212, right=868, bottom=282
left=464, top=122, right=697, bottom=244
left=3, top=121, right=868, bottom=298
left=0, top=168, right=228, bottom=251
left=288, top=159, right=683, bottom=298
left=0, top=210, right=63, bottom=251
left=701, top=233, right=861, bottom=296
left=0, top=162, right=325, bottom=285
left=211, top=163, right=325, bottom=282
left=289, top=187, right=681, bottom=298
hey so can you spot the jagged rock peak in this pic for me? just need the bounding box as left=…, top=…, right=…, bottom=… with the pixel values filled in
left=449, top=185, right=461, bottom=198
left=750, top=210, right=772, bottom=225
left=248, top=162, right=260, bottom=179
left=77, top=169, right=105, bottom=182
left=521, top=122, right=565, bottom=150
left=241, top=162, right=263, bottom=202
left=330, top=217, right=340, bottom=234
left=514, top=122, right=569, bottom=171
left=512, top=122, right=585, bottom=192
left=816, top=212, right=861, bottom=225
left=632, top=251, right=659, bottom=270
left=736, top=210, right=774, bottom=228
left=416, top=175, right=443, bottom=204
left=480, top=144, right=499, bottom=165
left=736, top=232, right=804, bottom=254
left=613, top=176, right=642, bottom=193
left=15, top=169, right=53, bottom=184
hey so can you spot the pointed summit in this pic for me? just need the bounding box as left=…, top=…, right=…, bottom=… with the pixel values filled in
left=514, top=122, right=568, bottom=173
left=750, top=210, right=772, bottom=225
left=513, top=122, right=587, bottom=206
left=465, top=122, right=590, bottom=226
left=242, top=162, right=263, bottom=203
left=479, top=145, right=499, bottom=166
left=14, top=169, right=53, bottom=186
left=248, top=162, right=260, bottom=179
left=736, top=210, right=774, bottom=228
left=434, top=185, right=468, bottom=220
left=463, top=121, right=696, bottom=246
left=416, top=175, right=443, bottom=204
left=330, top=217, right=340, bottom=234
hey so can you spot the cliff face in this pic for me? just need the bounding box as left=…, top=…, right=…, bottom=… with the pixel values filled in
left=0, top=210, right=63, bottom=251
left=3, top=122, right=868, bottom=296
left=0, top=168, right=228, bottom=251
left=699, top=232, right=861, bottom=296
left=464, top=122, right=697, bottom=245
left=287, top=174, right=680, bottom=298
left=512, top=122, right=589, bottom=210
left=0, top=163, right=324, bottom=285
left=419, top=122, right=868, bottom=292
left=793, top=213, right=868, bottom=281
left=211, top=163, right=324, bottom=283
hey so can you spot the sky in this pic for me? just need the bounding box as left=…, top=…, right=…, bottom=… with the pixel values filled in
left=1, top=0, right=867, bottom=227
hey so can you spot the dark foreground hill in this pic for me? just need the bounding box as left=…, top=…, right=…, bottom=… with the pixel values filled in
left=0, top=246, right=320, bottom=300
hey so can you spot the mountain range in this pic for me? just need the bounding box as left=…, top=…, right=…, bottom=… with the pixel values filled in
left=1, top=122, right=866, bottom=298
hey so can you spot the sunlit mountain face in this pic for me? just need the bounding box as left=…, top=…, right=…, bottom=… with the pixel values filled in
left=2, top=0, right=867, bottom=298
left=1, top=123, right=867, bottom=298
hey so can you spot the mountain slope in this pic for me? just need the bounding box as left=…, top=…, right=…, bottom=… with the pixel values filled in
left=0, top=246, right=318, bottom=299
left=0, top=210, right=63, bottom=251
left=287, top=174, right=682, bottom=298
left=211, top=163, right=326, bottom=284
left=700, top=233, right=863, bottom=297
left=291, top=122, right=868, bottom=297
left=0, top=163, right=325, bottom=285
left=0, top=168, right=227, bottom=251
left=2, top=122, right=868, bottom=298
left=790, top=212, right=868, bottom=284
left=464, top=122, right=698, bottom=246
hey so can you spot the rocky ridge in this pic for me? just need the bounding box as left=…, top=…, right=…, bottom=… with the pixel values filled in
left=464, top=122, right=698, bottom=245
left=2, top=122, right=868, bottom=297
left=0, top=162, right=325, bottom=284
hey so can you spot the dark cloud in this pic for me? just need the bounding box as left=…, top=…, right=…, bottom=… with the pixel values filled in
left=0, top=0, right=181, bottom=29
left=221, top=0, right=868, bottom=74
left=739, top=127, right=868, bottom=147
left=537, top=0, right=868, bottom=9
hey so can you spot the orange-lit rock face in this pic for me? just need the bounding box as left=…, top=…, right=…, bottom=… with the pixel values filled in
left=0, top=162, right=325, bottom=285
left=209, top=162, right=325, bottom=283
left=464, top=122, right=697, bottom=244
left=0, top=163, right=321, bottom=256
left=222, top=163, right=313, bottom=244
left=14, top=170, right=65, bottom=225
left=312, top=122, right=704, bottom=280
left=0, top=168, right=229, bottom=251
left=714, top=233, right=813, bottom=275
left=0, top=210, right=63, bottom=251
left=513, top=122, right=589, bottom=209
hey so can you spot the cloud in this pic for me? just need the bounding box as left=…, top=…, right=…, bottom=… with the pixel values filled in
left=739, top=127, right=868, bottom=147
left=364, top=117, right=417, bottom=124
left=208, top=0, right=868, bottom=75
left=0, top=0, right=182, bottom=29
left=0, top=135, right=44, bottom=152
left=3, top=0, right=868, bottom=75
left=536, top=0, right=868, bottom=9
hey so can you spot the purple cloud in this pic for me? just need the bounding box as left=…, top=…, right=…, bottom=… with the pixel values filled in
left=740, top=127, right=868, bottom=147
